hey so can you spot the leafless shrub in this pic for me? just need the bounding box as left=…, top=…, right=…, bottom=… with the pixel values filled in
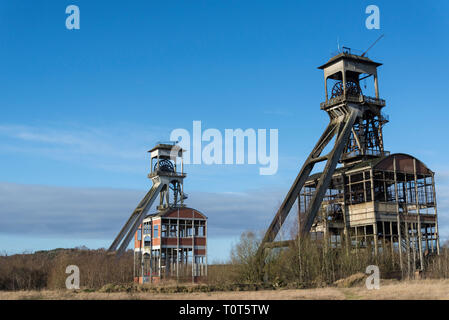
left=2, top=236, right=448, bottom=292
left=224, top=229, right=423, bottom=288
left=0, top=248, right=133, bottom=291
left=228, top=231, right=263, bottom=283
left=425, top=246, right=449, bottom=279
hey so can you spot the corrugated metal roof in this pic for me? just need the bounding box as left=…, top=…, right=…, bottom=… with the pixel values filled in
left=306, top=156, right=386, bottom=182
left=318, top=52, right=382, bottom=70
left=143, top=206, right=206, bottom=219
left=305, top=153, right=432, bottom=184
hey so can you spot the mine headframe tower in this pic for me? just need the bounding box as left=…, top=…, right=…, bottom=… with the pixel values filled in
left=261, top=51, right=386, bottom=246
left=259, top=50, right=440, bottom=275
left=108, top=143, right=187, bottom=257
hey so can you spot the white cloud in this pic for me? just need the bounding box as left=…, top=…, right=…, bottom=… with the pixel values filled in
left=0, top=123, right=163, bottom=173
left=0, top=182, right=284, bottom=243
left=0, top=124, right=448, bottom=247
left=0, top=175, right=448, bottom=251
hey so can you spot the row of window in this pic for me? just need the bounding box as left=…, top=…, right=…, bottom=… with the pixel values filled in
left=138, top=225, right=158, bottom=241
left=137, top=223, right=207, bottom=241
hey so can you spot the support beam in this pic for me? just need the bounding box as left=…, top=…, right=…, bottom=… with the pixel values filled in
left=393, top=157, right=404, bottom=273
left=258, top=121, right=338, bottom=248
left=413, top=159, right=424, bottom=271
left=258, top=107, right=360, bottom=256
left=301, top=110, right=359, bottom=235
left=431, top=173, right=441, bottom=255
left=108, top=180, right=163, bottom=257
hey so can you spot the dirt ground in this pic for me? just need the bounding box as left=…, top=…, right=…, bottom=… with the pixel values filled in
left=1, top=279, right=449, bottom=300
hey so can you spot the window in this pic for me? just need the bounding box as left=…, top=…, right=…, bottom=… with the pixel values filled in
left=154, top=225, right=159, bottom=238
left=170, top=225, right=177, bottom=237
left=161, top=223, right=168, bottom=237
left=137, top=228, right=142, bottom=241
left=144, top=236, right=151, bottom=247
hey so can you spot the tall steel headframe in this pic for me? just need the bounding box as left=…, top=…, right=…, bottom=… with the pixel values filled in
left=259, top=51, right=388, bottom=252
left=108, top=143, right=187, bottom=257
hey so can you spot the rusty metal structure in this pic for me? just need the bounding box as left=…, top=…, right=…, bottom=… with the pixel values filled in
left=108, top=143, right=207, bottom=283
left=259, top=48, right=440, bottom=274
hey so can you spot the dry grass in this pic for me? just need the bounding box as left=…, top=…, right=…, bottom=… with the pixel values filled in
left=346, top=279, right=449, bottom=300
left=1, top=279, right=449, bottom=300
left=333, top=272, right=367, bottom=288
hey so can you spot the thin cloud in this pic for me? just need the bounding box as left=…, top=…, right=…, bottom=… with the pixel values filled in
left=0, top=124, right=143, bottom=158
left=0, top=123, right=162, bottom=173
left=0, top=179, right=448, bottom=251
left=0, top=182, right=284, bottom=243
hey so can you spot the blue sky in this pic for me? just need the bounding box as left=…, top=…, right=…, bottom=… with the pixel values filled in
left=0, top=1, right=448, bottom=262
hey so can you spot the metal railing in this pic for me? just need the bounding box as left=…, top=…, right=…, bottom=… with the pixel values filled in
left=320, top=94, right=385, bottom=108
left=330, top=47, right=366, bottom=58
left=148, top=170, right=187, bottom=178
left=341, top=149, right=390, bottom=160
